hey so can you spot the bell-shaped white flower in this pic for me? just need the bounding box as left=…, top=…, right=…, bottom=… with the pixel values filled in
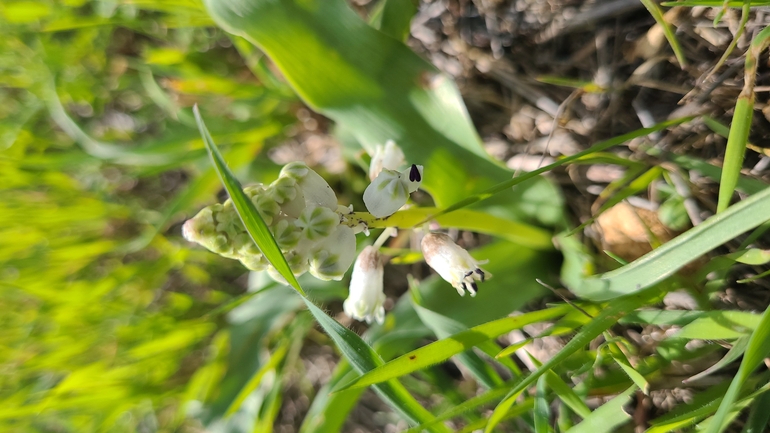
left=344, top=246, right=386, bottom=324
left=369, top=140, right=406, bottom=180
left=421, top=232, right=488, bottom=297
left=363, top=164, right=423, bottom=218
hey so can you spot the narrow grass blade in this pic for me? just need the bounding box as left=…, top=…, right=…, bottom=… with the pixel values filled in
left=302, top=299, right=450, bottom=432
left=718, top=25, right=770, bottom=212
left=705, top=304, right=770, bottom=433
left=534, top=375, right=552, bottom=433
left=640, top=0, right=687, bottom=68
left=684, top=337, right=748, bottom=384
left=544, top=371, right=591, bottom=419
left=566, top=386, right=636, bottom=433
left=402, top=384, right=515, bottom=433
left=412, top=302, right=505, bottom=389
left=484, top=287, right=660, bottom=432
left=335, top=305, right=571, bottom=392
left=224, top=340, right=289, bottom=417
left=675, top=311, right=760, bottom=340
left=193, top=105, right=304, bottom=294
left=419, top=116, right=693, bottom=225
left=609, top=345, right=649, bottom=394
left=572, top=184, right=770, bottom=301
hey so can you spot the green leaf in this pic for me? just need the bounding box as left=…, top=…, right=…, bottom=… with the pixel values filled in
left=675, top=311, right=761, bottom=340
left=534, top=375, right=553, bottom=433
left=363, top=207, right=554, bottom=250
left=572, top=183, right=770, bottom=301
left=566, top=386, right=635, bottom=433
left=369, top=0, right=416, bottom=41
left=336, top=306, right=570, bottom=392
left=705, top=304, right=770, bottom=433
left=193, top=105, right=304, bottom=294
left=640, top=0, right=687, bottom=68
left=420, top=116, right=693, bottom=224
left=484, top=287, right=660, bottom=432
left=412, top=301, right=505, bottom=389
left=302, top=299, right=451, bottom=432
left=544, top=371, right=591, bottom=419
left=203, top=0, right=562, bottom=225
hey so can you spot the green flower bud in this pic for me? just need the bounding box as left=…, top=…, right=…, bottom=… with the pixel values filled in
left=273, top=218, right=301, bottom=250
left=296, top=206, right=339, bottom=240
left=280, top=161, right=309, bottom=179
left=253, top=192, right=280, bottom=226
left=269, top=176, right=298, bottom=204
left=240, top=253, right=268, bottom=271
left=309, top=225, right=356, bottom=281
left=215, top=202, right=244, bottom=238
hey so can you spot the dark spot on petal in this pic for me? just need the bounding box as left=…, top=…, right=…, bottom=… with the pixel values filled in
left=461, top=282, right=467, bottom=292
left=409, top=164, right=421, bottom=182
left=471, top=282, right=478, bottom=293
left=409, top=355, right=416, bottom=360
left=465, top=271, right=473, bottom=277
left=476, top=268, right=485, bottom=282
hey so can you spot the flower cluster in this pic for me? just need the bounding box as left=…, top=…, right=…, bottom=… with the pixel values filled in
left=184, top=140, right=490, bottom=327
left=182, top=162, right=358, bottom=282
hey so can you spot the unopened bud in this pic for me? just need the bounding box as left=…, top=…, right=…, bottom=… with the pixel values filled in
left=343, top=246, right=386, bottom=324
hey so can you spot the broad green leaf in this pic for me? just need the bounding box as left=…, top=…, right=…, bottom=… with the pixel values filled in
left=202, top=0, right=563, bottom=225
left=572, top=183, right=770, bottom=301
left=336, top=305, right=571, bottom=391
left=566, top=386, right=635, bottom=433
left=369, top=0, right=416, bottom=41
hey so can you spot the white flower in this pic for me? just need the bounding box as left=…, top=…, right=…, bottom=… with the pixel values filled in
left=344, top=246, right=386, bottom=324
left=308, top=225, right=357, bottom=281
left=363, top=164, right=423, bottom=218
left=369, top=140, right=406, bottom=180
left=421, top=232, right=488, bottom=297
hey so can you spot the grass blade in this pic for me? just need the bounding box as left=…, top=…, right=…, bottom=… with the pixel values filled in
left=566, top=386, right=636, bottom=433
left=572, top=183, right=770, bottom=301
left=335, top=306, right=571, bottom=392
left=640, top=0, right=687, bottom=68
left=418, top=116, right=693, bottom=225
left=705, top=304, right=770, bottom=433
left=193, top=105, right=304, bottom=294
left=484, top=287, right=660, bottom=432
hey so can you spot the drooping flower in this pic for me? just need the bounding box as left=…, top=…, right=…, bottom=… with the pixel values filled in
left=363, top=164, right=423, bottom=218
left=420, top=232, right=488, bottom=297
left=344, top=246, right=386, bottom=324
left=369, top=139, right=406, bottom=181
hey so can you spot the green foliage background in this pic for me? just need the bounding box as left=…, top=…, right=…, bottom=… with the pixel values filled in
left=4, top=1, right=770, bottom=432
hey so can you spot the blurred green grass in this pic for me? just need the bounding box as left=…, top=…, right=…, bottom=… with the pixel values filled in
left=0, top=1, right=299, bottom=430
